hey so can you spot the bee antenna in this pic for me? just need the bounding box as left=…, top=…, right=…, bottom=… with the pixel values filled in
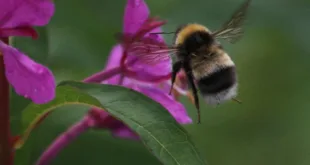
left=150, top=32, right=176, bottom=35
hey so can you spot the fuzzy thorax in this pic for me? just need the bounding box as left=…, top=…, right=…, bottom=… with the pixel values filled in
left=175, top=23, right=210, bottom=45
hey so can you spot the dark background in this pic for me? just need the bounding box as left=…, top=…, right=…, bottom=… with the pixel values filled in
left=11, top=0, right=310, bottom=165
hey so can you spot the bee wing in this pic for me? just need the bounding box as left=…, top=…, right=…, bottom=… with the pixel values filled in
left=115, top=32, right=178, bottom=65
left=212, top=0, right=251, bottom=44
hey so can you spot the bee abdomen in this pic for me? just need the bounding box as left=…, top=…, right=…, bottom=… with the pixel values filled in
left=197, top=66, right=237, bottom=105
left=198, top=66, right=236, bottom=93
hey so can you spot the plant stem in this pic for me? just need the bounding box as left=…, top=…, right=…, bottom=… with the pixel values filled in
left=0, top=37, right=12, bottom=165
left=35, top=116, right=94, bottom=165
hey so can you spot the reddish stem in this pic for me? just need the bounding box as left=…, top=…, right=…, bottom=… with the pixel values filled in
left=35, top=109, right=118, bottom=165
left=36, top=116, right=94, bottom=165
left=0, top=37, right=12, bottom=165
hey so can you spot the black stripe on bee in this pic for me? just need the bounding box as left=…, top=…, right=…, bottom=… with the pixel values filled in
left=197, top=66, right=236, bottom=94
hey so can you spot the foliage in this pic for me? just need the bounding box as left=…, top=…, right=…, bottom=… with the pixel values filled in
left=9, top=0, right=310, bottom=165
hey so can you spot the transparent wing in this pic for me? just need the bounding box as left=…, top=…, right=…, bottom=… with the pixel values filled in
left=212, top=0, right=251, bottom=44
left=116, top=32, right=178, bottom=65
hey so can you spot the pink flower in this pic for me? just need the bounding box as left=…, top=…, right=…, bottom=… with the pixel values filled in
left=0, top=0, right=56, bottom=104
left=85, top=0, right=192, bottom=139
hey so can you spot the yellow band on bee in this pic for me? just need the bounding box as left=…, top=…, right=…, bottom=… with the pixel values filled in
left=175, top=24, right=210, bottom=45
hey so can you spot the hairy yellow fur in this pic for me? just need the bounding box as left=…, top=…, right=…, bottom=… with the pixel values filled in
left=191, top=49, right=235, bottom=79
left=175, top=23, right=210, bottom=45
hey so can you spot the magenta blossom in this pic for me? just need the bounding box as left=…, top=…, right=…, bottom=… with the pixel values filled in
left=0, top=0, right=56, bottom=104
left=34, top=1, right=192, bottom=164
left=85, top=0, right=192, bottom=139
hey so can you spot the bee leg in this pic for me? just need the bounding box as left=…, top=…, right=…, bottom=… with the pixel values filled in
left=232, top=98, right=242, bottom=104
left=183, top=64, right=201, bottom=124
left=169, top=61, right=182, bottom=95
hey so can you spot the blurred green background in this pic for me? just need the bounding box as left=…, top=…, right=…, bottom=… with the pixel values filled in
left=10, top=0, right=310, bottom=164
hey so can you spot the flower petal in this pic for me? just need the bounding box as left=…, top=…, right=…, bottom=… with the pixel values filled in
left=0, top=41, right=56, bottom=104
left=127, top=57, right=172, bottom=82
left=124, top=18, right=172, bottom=81
left=101, top=44, right=128, bottom=85
left=102, top=44, right=171, bottom=85
left=104, top=45, right=123, bottom=70
left=132, top=84, right=192, bottom=124
left=123, top=0, right=149, bottom=34
left=124, top=29, right=172, bottom=82
left=0, top=0, right=55, bottom=28
left=98, top=43, right=171, bottom=85
left=121, top=0, right=172, bottom=82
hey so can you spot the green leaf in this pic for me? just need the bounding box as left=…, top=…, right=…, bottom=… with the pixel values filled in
left=19, top=81, right=207, bottom=165
left=15, top=85, right=103, bottom=149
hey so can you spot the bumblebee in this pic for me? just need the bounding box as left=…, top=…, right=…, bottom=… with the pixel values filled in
left=117, top=0, right=251, bottom=123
